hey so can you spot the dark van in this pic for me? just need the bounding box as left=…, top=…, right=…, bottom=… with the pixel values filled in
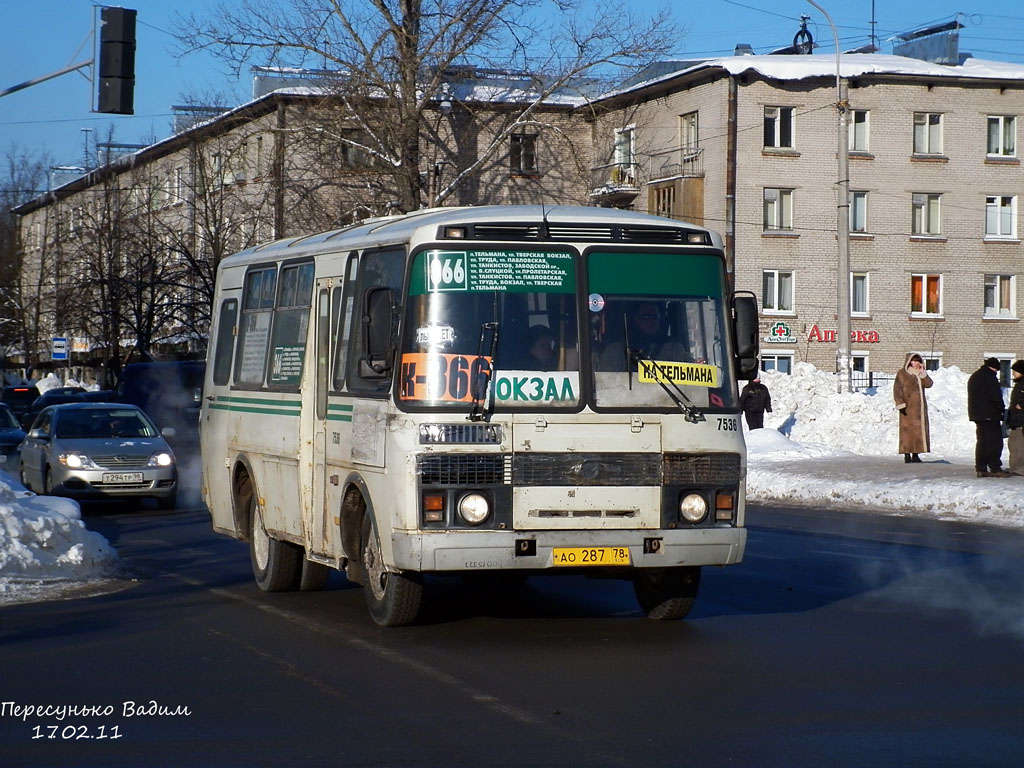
left=114, top=361, right=205, bottom=450
left=2, top=384, right=41, bottom=421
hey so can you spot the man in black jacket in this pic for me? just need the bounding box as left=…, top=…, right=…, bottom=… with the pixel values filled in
left=739, top=377, right=772, bottom=430
left=967, top=357, right=1009, bottom=477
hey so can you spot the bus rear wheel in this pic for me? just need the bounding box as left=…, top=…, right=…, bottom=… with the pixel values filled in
left=361, top=514, right=422, bottom=627
left=249, top=498, right=301, bottom=592
left=633, top=565, right=701, bottom=620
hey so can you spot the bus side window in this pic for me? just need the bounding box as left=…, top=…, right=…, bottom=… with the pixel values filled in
left=347, top=249, right=404, bottom=395
left=212, top=299, right=238, bottom=386
left=331, top=253, right=358, bottom=392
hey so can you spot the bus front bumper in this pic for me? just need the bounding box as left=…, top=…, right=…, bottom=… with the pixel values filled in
left=389, top=526, right=746, bottom=572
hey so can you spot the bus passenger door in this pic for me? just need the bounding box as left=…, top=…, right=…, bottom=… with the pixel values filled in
left=309, top=280, right=332, bottom=557
left=201, top=293, right=240, bottom=535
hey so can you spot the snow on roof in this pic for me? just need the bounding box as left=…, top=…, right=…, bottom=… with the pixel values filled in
left=602, top=53, right=1024, bottom=100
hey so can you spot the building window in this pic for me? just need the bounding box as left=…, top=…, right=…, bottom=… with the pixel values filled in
left=985, top=195, right=1016, bottom=239
left=910, top=273, right=942, bottom=317
left=761, top=353, right=793, bottom=374
left=762, top=269, right=794, bottom=313
left=850, top=191, right=868, bottom=233
left=614, top=126, right=636, bottom=165
left=913, top=112, right=943, bottom=154
left=912, top=193, right=941, bottom=236
left=851, top=272, right=869, bottom=316
left=987, top=115, right=1016, bottom=157
left=764, top=106, right=794, bottom=149
left=984, top=274, right=1015, bottom=318
left=680, top=111, right=699, bottom=151
left=849, top=110, right=869, bottom=152
left=510, top=132, right=538, bottom=174
left=763, top=188, right=794, bottom=231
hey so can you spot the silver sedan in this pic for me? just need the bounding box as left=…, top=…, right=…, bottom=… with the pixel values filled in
left=19, top=402, right=178, bottom=509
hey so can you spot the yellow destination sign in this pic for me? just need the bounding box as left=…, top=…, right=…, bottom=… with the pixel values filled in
left=637, top=360, right=719, bottom=388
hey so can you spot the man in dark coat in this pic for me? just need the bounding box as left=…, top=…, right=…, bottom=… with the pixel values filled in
left=967, top=357, right=1009, bottom=477
left=739, top=377, right=772, bottom=430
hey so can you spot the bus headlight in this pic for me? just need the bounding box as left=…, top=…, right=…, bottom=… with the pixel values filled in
left=458, top=493, right=490, bottom=525
left=679, top=493, right=708, bottom=523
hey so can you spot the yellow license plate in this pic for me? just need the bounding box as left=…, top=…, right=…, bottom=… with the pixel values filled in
left=551, top=547, right=631, bottom=567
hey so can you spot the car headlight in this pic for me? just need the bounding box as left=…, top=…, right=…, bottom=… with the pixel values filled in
left=457, top=493, right=490, bottom=525
left=148, top=452, right=174, bottom=467
left=679, top=493, right=709, bottom=523
left=59, top=452, right=99, bottom=470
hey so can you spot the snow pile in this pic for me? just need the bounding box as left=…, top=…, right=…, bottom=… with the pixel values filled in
left=0, top=471, right=121, bottom=604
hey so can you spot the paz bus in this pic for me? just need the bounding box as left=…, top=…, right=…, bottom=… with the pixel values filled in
left=200, top=205, right=759, bottom=626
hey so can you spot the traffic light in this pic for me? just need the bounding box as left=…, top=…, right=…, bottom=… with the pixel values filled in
left=97, top=7, right=136, bottom=115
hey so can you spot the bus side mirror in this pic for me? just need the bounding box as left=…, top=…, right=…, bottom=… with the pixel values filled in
left=360, top=287, right=397, bottom=379
left=731, top=292, right=760, bottom=380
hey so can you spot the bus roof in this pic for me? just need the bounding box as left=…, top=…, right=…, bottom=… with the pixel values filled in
left=220, top=205, right=723, bottom=269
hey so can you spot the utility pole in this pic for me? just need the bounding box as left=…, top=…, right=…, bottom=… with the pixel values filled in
left=807, top=0, right=851, bottom=393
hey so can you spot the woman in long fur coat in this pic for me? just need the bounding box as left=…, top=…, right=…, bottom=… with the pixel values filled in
left=893, top=353, right=933, bottom=463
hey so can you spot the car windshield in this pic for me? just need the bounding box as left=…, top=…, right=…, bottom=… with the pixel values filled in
left=55, top=409, right=158, bottom=439
left=0, top=408, right=19, bottom=429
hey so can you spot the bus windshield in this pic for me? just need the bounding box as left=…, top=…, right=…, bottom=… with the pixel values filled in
left=401, top=248, right=581, bottom=409
left=587, top=250, right=737, bottom=410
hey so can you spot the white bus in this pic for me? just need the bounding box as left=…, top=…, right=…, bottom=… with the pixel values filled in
left=200, top=205, right=759, bottom=626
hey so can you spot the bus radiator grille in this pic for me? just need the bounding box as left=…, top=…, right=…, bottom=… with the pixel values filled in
left=417, top=454, right=512, bottom=485
left=662, top=453, right=741, bottom=485
left=513, top=453, right=660, bottom=486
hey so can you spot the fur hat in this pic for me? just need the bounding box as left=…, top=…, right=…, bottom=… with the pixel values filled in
left=985, top=357, right=1001, bottom=370
left=1012, top=360, right=1024, bottom=375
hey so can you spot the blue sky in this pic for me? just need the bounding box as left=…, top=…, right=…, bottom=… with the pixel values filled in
left=2, top=0, right=1023, bottom=177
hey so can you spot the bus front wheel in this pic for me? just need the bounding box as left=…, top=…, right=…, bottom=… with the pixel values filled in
left=361, top=514, right=422, bottom=627
left=632, top=565, right=701, bottom=620
left=249, top=498, right=301, bottom=592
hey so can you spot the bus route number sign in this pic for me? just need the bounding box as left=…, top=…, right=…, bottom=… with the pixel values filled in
left=400, top=352, right=492, bottom=402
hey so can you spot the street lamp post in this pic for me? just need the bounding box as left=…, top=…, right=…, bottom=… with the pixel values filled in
left=807, top=0, right=851, bottom=394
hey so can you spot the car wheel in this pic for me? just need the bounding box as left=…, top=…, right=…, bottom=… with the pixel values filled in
left=248, top=497, right=301, bottom=592
left=361, top=513, right=422, bottom=626
left=19, top=465, right=32, bottom=493
left=632, top=565, right=701, bottom=620
left=43, top=466, right=55, bottom=495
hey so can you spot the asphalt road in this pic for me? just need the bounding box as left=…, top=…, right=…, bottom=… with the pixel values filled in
left=2, top=501, right=1024, bottom=768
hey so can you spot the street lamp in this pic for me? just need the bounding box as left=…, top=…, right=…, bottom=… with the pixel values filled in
left=807, top=0, right=851, bottom=394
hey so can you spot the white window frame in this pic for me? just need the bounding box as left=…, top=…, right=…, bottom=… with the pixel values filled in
left=761, top=353, right=793, bottom=375
left=985, top=195, right=1016, bottom=239
left=764, top=106, right=795, bottom=149
left=762, top=269, right=794, bottom=314
left=849, top=109, right=869, bottom=152
left=680, top=111, right=699, bottom=151
left=987, top=115, right=1016, bottom=157
left=984, top=274, right=1015, bottom=318
left=614, top=125, right=636, bottom=166
left=912, top=193, right=942, bottom=236
left=851, top=272, right=869, bottom=316
left=763, top=188, right=794, bottom=231
left=913, top=112, right=943, bottom=154
left=850, top=190, right=868, bottom=233
left=910, top=273, right=943, bottom=317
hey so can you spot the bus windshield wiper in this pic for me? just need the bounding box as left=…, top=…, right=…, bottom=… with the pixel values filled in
left=629, top=349, right=706, bottom=424
left=469, top=321, right=499, bottom=422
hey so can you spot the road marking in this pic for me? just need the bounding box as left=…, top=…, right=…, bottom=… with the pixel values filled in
left=170, top=572, right=541, bottom=725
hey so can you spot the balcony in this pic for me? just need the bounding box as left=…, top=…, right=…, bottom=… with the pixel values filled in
left=647, top=146, right=704, bottom=184
left=589, top=162, right=640, bottom=204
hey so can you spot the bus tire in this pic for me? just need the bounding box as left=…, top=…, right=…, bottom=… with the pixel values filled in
left=249, top=498, right=301, bottom=592
left=632, top=565, right=701, bottom=620
left=298, top=559, right=330, bottom=591
left=361, top=514, right=422, bottom=627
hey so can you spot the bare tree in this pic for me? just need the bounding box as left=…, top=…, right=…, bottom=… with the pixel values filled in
left=175, top=0, right=678, bottom=213
left=0, top=145, right=50, bottom=376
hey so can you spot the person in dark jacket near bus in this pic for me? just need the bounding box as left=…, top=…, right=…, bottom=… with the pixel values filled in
left=739, top=377, right=772, bottom=430
left=967, top=357, right=1009, bottom=477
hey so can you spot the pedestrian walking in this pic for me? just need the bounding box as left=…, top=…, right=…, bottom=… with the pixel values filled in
left=967, top=357, right=1009, bottom=477
left=892, top=353, right=932, bottom=463
left=1006, top=360, right=1024, bottom=475
left=739, top=377, right=772, bottom=430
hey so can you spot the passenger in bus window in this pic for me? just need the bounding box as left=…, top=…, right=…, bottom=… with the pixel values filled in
left=524, top=325, right=557, bottom=370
